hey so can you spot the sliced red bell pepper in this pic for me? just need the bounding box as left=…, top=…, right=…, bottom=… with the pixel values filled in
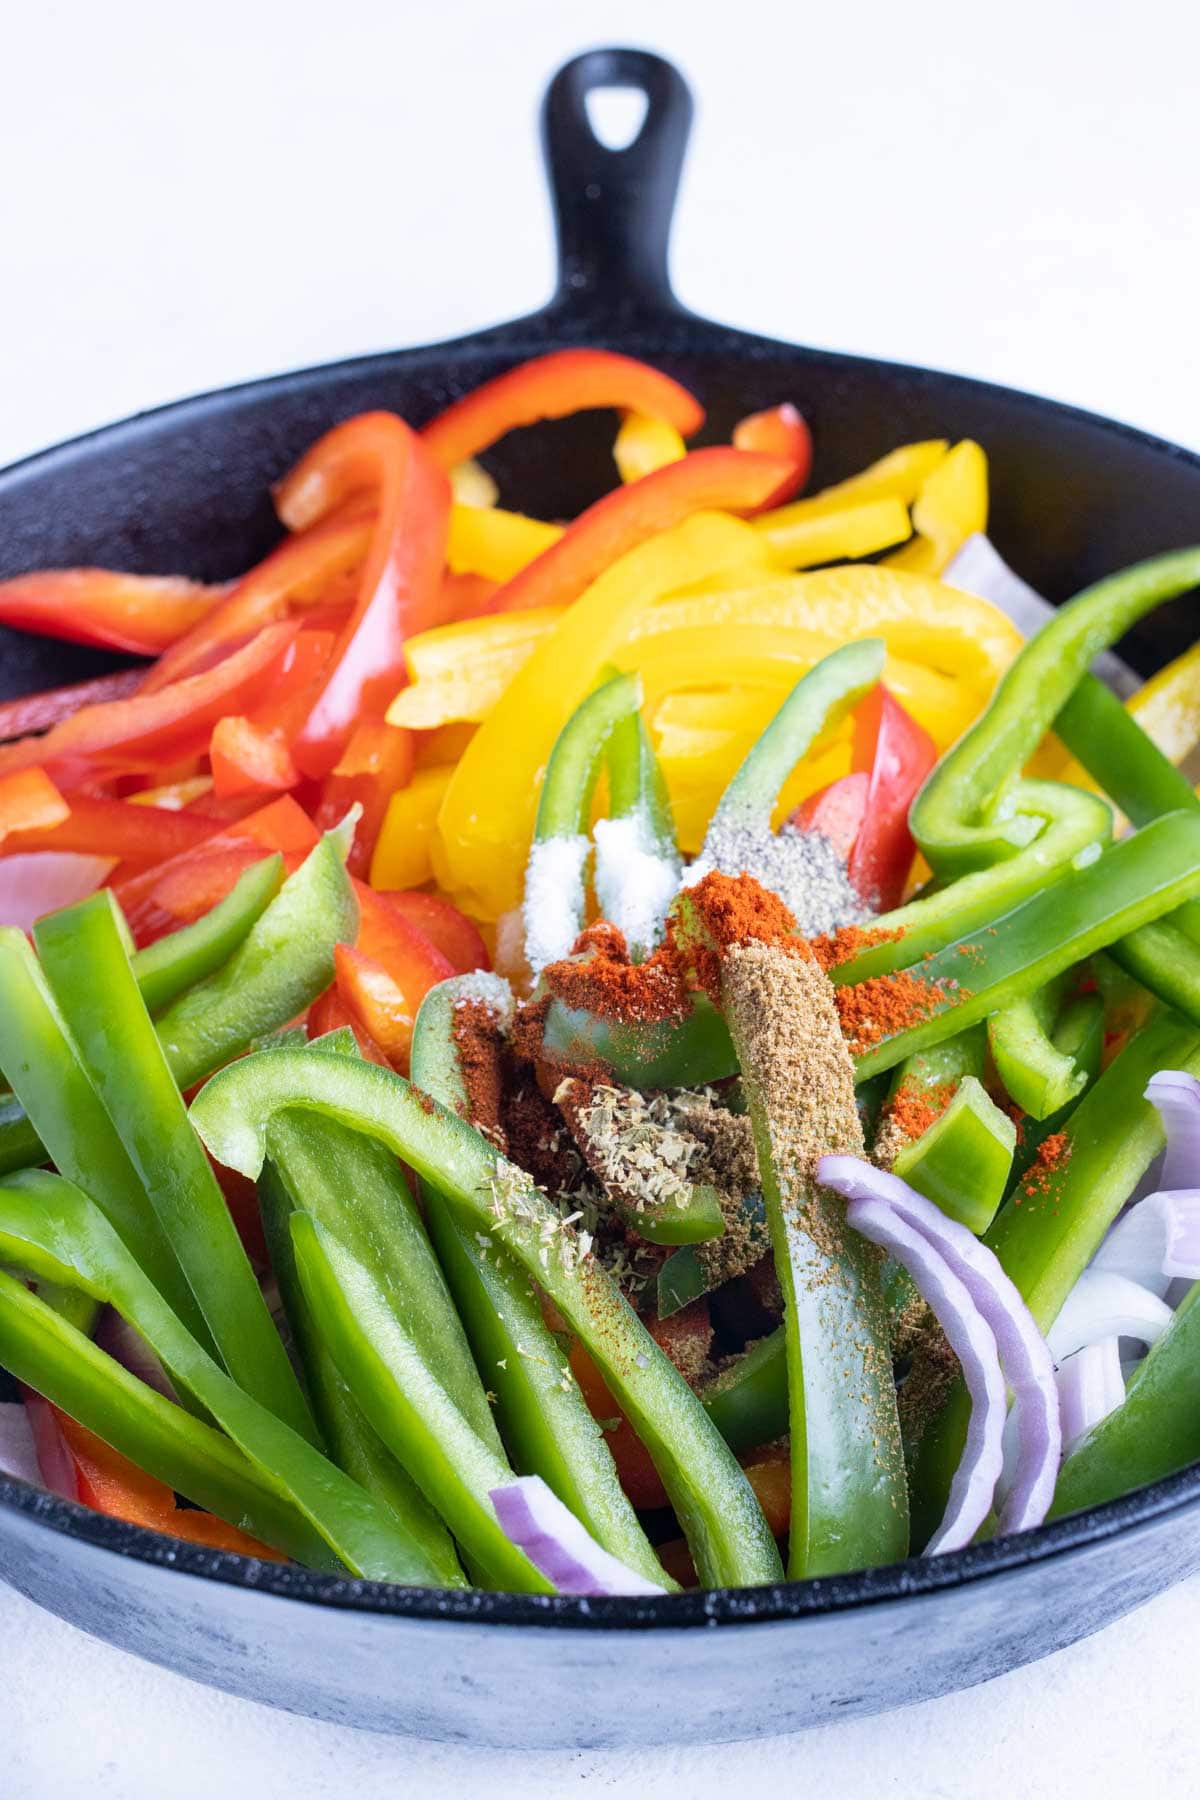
left=210, top=717, right=300, bottom=799
left=0, top=770, right=69, bottom=844
left=273, top=413, right=451, bottom=779
left=418, top=349, right=705, bottom=469
left=144, top=511, right=372, bottom=693
left=307, top=982, right=391, bottom=1066
left=331, top=944, right=418, bottom=1069
left=848, top=685, right=938, bottom=911
left=311, top=716, right=414, bottom=878
left=354, top=882, right=456, bottom=993
left=3, top=794, right=217, bottom=866
left=0, top=622, right=299, bottom=779
left=732, top=404, right=813, bottom=504
left=567, top=1341, right=668, bottom=1510
left=27, top=1396, right=283, bottom=1559
left=487, top=448, right=800, bottom=617
left=0, top=670, right=143, bottom=745
left=0, top=570, right=230, bottom=657
left=371, top=888, right=489, bottom=975
left=439, top=571, right=500, bottom=621
left=791, top=770, right=870, bottom=860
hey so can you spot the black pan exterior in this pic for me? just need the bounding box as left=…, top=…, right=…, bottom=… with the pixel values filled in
left=1, top=47, right=1198, bottom=1745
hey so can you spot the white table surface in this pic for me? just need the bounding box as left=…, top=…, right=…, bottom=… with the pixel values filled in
left=3, top=1, right=1199, bottom=1792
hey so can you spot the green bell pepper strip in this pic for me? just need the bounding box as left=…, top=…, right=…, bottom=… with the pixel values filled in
left=618, top=1181, right=725, bottom=1246
left=409, top=977, right=673, bottom=1585
left=1110, top=919, right=1200, bottom=1026
left=0, top=1168, right=456, bottom=1581
left=886, top=1027, right=986, bottom=1100
left=910, top=1006, right=1200, bottom=1545
left=0, top=928, right=205, bottom=1342
left=657, top=1188, right=767, bottom=1319
left=34, top=890, right=315, bottom=1442
left=891, top=1076, right=1016, bottom=1236
left=131, top=854, right=284, bottom=1016
left=191, top=1048, right=783, bottom=1589
left=0, top=1269, right=340, bottom=1569
left=288, top=1209, right=548, bottom=1592
left=911, top=546, right=1200, bottom=876
left=594, top=707, right=682, bottom=963
left=1049, top=1280, right=1200, bottom=1518
left=988, top=972, right=1089, bottom=1120
left=533, top=671, right=644, bottom=843
left=1005, top=992, right=1105, bottom=1191
left=0, top=827, right=359, bottom=1174
left=257, top=1156, right=466, bottom=1587
left=605, top=706, right=678, bottom=849
left=540, top=990, right=738, bottom=1091
left=853, top=812, right=1200, bottom=1082
left=700, top=1329, right=789, bottom=1458
left=705, top=639, right=885, bottom=831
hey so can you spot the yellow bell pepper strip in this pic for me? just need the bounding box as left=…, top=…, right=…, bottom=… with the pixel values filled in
left=754, top=496, right=913, bottom=569
left=885, top=440, right=988, bottom=576
left=891, top=1078, right=1017, bottom=1237
left=523, top=673, right=643, bottom=975
left=448, top=459, right=499, bottom=508
left=912, top=1007, right=1200, bottom=1545
left=912, top=547, right=1200, bottom=880
left=0, top=1274, right=340, bottom=1570
left=410, top=976, right=666, bottom=1583
left=33, top=892, right=316, bottom=1440
left=1125, top=639, right=1200, bottom=768
left=752, top=440, right=949, bottom=534
left=190, top=1048, right=784, bottom=1589
left=435, top=512, right=770, bottom=918
left=446, top=506, right=564, bottom=583
left=369, top=766, right=452, bottom=891
left=989, top=972, right=1092, bottom=1121
left=613, top=413, right=687, bottom=483
left=388, top=608, right=565, bottom=730
left=0, top=1168, right=445, bottom=1581
left=594, top=706, right=681, bottom=961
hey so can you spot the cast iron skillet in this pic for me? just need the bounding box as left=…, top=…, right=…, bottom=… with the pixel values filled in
left=1, top=48, right=1198, bottom=1749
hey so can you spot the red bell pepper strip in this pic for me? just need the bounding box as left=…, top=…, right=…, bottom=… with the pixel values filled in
left=487, top=447, right=800, bottom=618
left=311, top=717, right=414, bottom=878
left=371, top=888, right=489, bottom=975
left=418, top=349, right=705, bottom=469
left=3, top=794, right=217, bottom=866
left=241, top=628, right=339, bottom=743
left=439, top=571, right=500, bottom=621
left=732, top=404, right=813, bottom=504
left=0, top=770, right=69, bottom=844
left=0, top=570, right=230, bottom=657
left=273, top=413, right=451, bottom=778
left=0, top=671, right=143, bottom=745
left=791, top=769, right=870, bottom=860
left=847, top=685, right=938, bottom=911
left=210, top=717, right=300, bottom=799
left=331, top=944, right=418, bottom=1069
left=0, top=622, right=299, bottom=779
left=306, top=984, right=391, bottom=1066
left=26, top=1394, right=283, bottom=1558
left=144, top=512, right=372, bottom=694
left=354, top=881, right=456, bottom=994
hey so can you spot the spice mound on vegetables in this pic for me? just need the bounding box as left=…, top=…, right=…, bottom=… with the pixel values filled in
left=1, top=350, right=1199, bottom=1595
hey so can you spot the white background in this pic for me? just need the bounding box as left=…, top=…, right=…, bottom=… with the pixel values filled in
left=3, top=0, right=1199, bottom=1793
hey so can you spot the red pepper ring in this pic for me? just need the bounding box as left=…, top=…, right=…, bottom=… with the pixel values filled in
left=418, top=348, right=705, bottom=470
left=732, top=404, right=813, bottom=504
left=486, top=446, right=800, bottom=618
left=0, top=569, right=232, bottom=658
left=0, top=621, right=301, bottom=780
left=273, top=413, right=452, bottom=779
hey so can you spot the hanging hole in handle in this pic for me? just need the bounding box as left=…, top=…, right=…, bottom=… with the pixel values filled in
left=584, top=85, right=650, bottom=152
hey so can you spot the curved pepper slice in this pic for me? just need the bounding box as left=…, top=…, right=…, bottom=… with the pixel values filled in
left=0, top=770, right=69, bottom=843
left=3, top=793, right=216, bottom=867
left=732, top=405, right=812, bottom=502
left=884, top=440, right=987, bottom=576
left=209, top=716, right=299, bottom=798
left=753, top=441, right=948, bottom=534
left=486, top=447, right=796, bottom=619
left=191, top=1048, right=783, bottom=1590
left=273, top=412, right=451, bottom=777
left=0, top=569, right=229, bottom=657
left=418, top=349, right=704, bottom=469
left=846, top=684, right=937, bottom=911
left=446, top=505, right=563, bottom=582
left=0, top=670, right=143, bottom=744
left=613, top=412, right=687, bottom=483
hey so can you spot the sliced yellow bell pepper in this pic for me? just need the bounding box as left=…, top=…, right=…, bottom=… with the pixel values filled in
left=369, top=766, right=454, bottom=892
left=753, top=441, right=948, bottom=533
left=885, top=440, right=987, bottom=576
left=1128, top=640, right=1200, bottom=766
left=389, top=609, right=565, bottom=730
left=613, top=413, right=688, bottom=483
left=446, top=506, right=563, bottom=583
left=755, top=495, right=912, bottom=568
left=434, top=512, right=766, bottom=916
left=414, top=723, right=477, bottom=769
left=660, top=736, right=855, bottom=854
left=449, top=460, right=499, bottom=508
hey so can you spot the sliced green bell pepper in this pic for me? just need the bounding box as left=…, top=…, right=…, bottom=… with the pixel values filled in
left=988, top=972, right=1090, bottom=1120
left=891, top=1076, right=1016, bottom=1235
left=190, top=1048, right=783, bottom=1589
left=700, top=1329, right=789, bottom=1458
left=131, top=853, right=283, bottom=1016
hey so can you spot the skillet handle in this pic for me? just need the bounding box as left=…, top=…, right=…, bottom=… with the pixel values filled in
left=541, top=48, right=693, bottom=320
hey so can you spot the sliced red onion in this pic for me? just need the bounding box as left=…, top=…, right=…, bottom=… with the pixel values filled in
left=95, top=1307, right=177, bottom=1401
left=0, top=853, right=116, bottom=932
left=1047, top=1268, right=1173, bottom=1362
left=489, top=1476, right=667, bottom=1596
left=941, top=535, right=1137, bottom=696
left=0, top=1401, right=43, bottom=1487
left=1092, top=1189, right=1200, bottom=1296
left=1145, top=1070, right=1200, bottom=1192
left=20, top=1389, right=79, bottom=1501
left=1055, top=1340, right=1125, bottom=1454
left=840, top=1194, right=1006, bottom=1555
left=819, top=1155, right=1060, bottom=1538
